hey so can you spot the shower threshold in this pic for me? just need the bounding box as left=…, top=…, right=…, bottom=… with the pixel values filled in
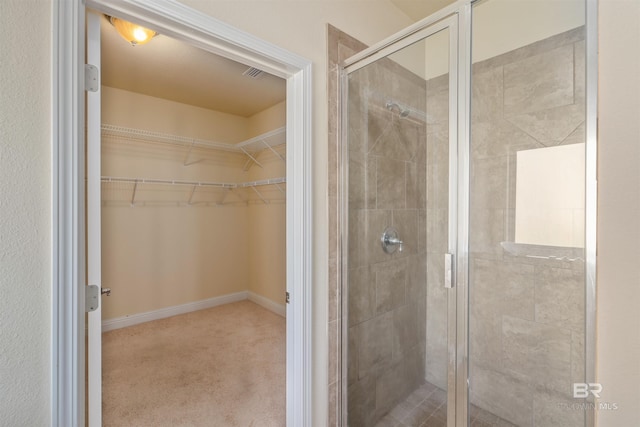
left=374, top=381, right=517, bottom=427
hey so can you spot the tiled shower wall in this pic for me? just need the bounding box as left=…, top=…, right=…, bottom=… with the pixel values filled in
left=345, top=56, right=429, bottom=426
left=467, top=27, right=587, bottom=426
left=342, top=40, right=459, bottom=426
left=329, top=27, right=448, bottom=426
left=328, top=26, right=452, bottom=426
left=329, top=25, right=588, bottom=427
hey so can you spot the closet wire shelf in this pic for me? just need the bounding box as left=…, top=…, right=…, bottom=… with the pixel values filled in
left=101, top=124, right=286, bottom=206
left=101, top=123, right=286, bottom=169
left=102, top=176, right=286, bottom=207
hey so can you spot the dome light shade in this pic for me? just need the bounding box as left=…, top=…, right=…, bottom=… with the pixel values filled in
left=109, top=16, right=157, bottom=46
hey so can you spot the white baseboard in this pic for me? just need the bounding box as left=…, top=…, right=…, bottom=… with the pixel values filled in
left=102, top=291, right=248, bottom=332
left=247, top=291, right=286, bottom=317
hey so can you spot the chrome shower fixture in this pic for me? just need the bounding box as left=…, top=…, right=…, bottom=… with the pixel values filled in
left=385, top=100, right=411, bottom=118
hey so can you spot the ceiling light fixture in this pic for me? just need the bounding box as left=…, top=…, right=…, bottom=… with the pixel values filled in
left=109, top=16, right=157, bottom=47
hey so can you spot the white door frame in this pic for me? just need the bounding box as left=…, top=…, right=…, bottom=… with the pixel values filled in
left=51, top=1, right=313, bottom=426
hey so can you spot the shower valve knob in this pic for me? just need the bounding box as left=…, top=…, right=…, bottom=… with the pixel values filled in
left=387, top=237, right=403, bottom=252
left=381, top=227, right=404, bottom=254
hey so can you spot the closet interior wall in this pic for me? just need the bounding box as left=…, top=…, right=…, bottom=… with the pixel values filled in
left=101, top=85, right=286, bottom=321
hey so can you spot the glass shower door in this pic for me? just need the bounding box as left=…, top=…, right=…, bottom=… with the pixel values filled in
left=341, top=1, right=594, bottom=425
left=468, top=1, right=589, bottom=426
left=342, top=17, right=458, bottom=427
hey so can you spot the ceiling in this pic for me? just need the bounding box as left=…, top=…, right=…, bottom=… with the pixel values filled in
left=391, top=0, right=456, bottom=22
left=100, top=3, right=452, bottom=118
left=100, top=15, right=286, bottom=118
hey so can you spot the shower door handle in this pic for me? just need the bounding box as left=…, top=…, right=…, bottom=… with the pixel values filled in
left=444, top=253, right=454, bottom=288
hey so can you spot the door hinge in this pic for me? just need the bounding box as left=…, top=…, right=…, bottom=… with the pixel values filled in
left=84, top=64, right=99, bottom=92
left=86, top=284, right=100, bottom=312
left=86, top=285, right=111, bottom=312
left=285, top=291, right=290, bottom=304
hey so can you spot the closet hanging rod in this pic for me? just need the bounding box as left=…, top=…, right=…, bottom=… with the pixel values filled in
left=101, top=176, right=286, bottom=189
left=237, top=177, right=286, bottom=188
left=101, top=176, right=235, bottom=188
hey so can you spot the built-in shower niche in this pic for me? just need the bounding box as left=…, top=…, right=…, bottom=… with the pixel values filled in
left=499, top=142, right=586, bottom=262
left=346, top=34, right=453, bottom=425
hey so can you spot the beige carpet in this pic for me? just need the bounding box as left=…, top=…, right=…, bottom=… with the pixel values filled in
left=102, top=300, right=285, bottom=426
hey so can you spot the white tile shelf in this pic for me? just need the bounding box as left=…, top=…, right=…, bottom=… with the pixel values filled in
left=500, top=241, right=584, bottom=262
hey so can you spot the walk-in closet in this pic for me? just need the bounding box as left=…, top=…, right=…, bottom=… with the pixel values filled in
left=95, top=13, right=287, bottom=426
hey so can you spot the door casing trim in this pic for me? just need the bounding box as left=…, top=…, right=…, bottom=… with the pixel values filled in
left=51, top=1, right=313, bottom=425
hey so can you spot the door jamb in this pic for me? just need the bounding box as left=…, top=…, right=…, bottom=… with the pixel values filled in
left=51, top=1, right=313, bottom=426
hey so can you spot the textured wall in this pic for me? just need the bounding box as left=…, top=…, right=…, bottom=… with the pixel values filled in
left=0, top=0, right=51, bottom=425
left=597, top=1, right=640, bottom=425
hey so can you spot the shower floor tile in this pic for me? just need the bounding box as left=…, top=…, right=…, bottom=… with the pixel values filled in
left=375, top=382, right=517, bottom=427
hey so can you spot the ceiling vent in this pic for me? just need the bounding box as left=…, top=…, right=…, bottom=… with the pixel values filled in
left=242, top=67, right=266, bottom=79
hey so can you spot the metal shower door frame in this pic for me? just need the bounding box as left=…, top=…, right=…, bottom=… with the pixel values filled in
left=339, top=7, right=466, bottom=427
left=338, top=0, right=598, bottom=425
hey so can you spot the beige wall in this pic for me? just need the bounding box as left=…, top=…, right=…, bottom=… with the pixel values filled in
left=0, top=1, right=51, bottom=425
left=597, top=1, right=640, bottom=425
left=101, top=206, right=250, bottom=318
left=423, top=0, right=586, bottom=79
left=471, top=0, right=584, bottom=63
left=1, top=1, right=638, bottom=426
left=102, top=86, right=248, bottom=182
left=246, top=98, right=287, bottom=305
left=247, top=202, right=287, bottom=304
left=248, top=100, right=286, bottom=138
left=102, top=86, right=251, bottom=143
left=246, top=141, right=287, bottom=305
left=102, top=86, right=287, bottom=320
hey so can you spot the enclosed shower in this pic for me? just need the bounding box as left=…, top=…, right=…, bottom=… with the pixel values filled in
left=339, top=0, right=594, bottom=426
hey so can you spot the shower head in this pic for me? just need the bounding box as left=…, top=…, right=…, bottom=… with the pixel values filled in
left=385, top=101, right=411, bottom=118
